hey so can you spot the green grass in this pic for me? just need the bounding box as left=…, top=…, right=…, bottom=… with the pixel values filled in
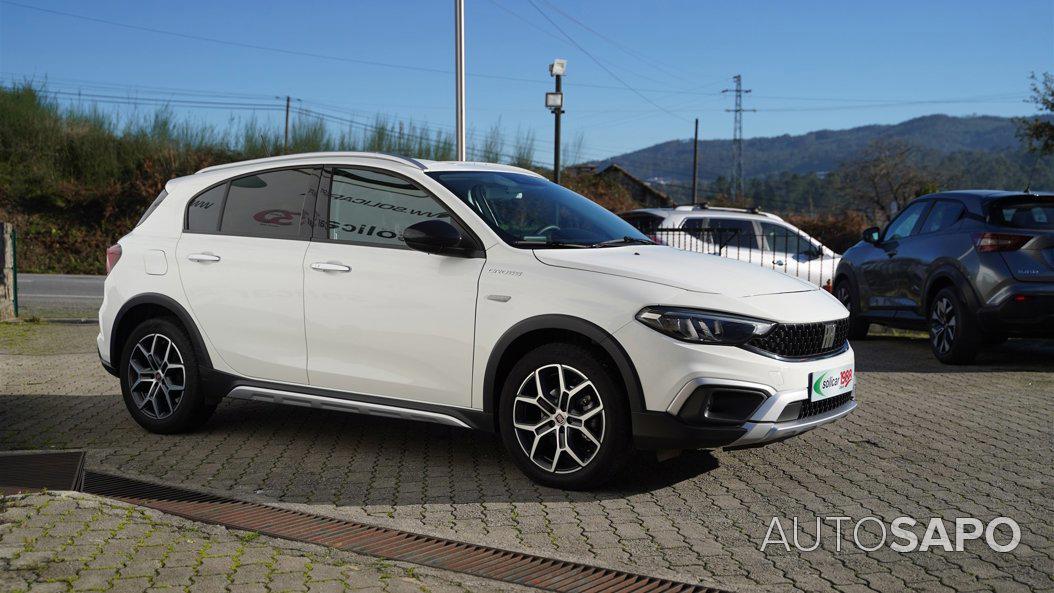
left=0, top=83, right=544, bottom=274
left=0, top=322, right=98, bottom=356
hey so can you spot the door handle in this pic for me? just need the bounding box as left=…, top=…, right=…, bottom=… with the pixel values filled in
left=310, top=262, right=351, bottom=273
left=187, top=253, right=221, bottom=263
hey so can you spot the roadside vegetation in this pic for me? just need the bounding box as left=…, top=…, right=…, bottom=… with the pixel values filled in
left=2, top=74, right=1050, bottom=273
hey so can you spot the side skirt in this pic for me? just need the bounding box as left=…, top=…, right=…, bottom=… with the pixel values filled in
left=200, top=369, right=494, bottom=432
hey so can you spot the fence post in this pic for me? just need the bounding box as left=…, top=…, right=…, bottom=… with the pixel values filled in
left=1, top=223, right=16, bottom=320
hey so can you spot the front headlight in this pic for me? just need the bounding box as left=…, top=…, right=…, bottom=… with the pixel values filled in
left=635, top=306, right=775, bottom=345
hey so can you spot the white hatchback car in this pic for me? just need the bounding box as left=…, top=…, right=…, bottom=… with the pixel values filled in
left=98, top=152, right=856, bottom=489
left=621, top=206, right=841, bottom=289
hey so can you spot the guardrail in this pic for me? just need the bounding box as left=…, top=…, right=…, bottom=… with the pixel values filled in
left=645, top=227, right=838, bottom=289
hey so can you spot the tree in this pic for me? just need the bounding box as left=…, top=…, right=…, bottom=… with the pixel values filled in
left=1016, top=72, right=1054, bottom=155
left=834, top=139, right=941, bottom=222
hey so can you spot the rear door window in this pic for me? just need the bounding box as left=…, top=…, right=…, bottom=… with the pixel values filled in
left=681, top=217, right=709, bottom=240
left=919, top=201, right=964, bottom=234
left=219, top=168, right=319, bottom=239
left=760, top=222, right=815, bottom=255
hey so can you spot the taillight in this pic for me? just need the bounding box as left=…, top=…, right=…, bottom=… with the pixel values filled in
left=647, top=233, right=666, bottom=245
left=974, top=232, right=1032, bottom=253
left=105, top=244, right=122, bottom=274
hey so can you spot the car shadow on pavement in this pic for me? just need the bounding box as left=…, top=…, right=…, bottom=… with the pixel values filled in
left=0, top=393, right=721, bottom=506
left=853, top=337, right=1054, bottom=373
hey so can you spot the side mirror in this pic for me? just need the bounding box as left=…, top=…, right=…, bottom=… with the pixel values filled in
left=404, top=219, right=464, bottom=255
left=862, top=226, right=881, bottom=244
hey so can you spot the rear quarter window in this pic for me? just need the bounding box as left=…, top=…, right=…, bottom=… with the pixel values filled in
left=619, top=213, right=663, bottom=234
left=186, top=184, right=228, bottom=233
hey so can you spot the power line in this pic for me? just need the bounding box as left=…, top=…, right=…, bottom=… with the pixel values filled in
left=0, top=1, right=728, bottom=97
left=524, top=0, right=688, bottom=123
left=536, top=0, right=696, bottom=85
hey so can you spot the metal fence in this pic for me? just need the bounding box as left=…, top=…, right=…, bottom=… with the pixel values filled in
left=644, top=227, right=838, bottom=289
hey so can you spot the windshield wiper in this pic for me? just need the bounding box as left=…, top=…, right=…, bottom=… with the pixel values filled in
left=591, top=236, right=656, bottom=247
left=513, top=239, right=592, bottom=248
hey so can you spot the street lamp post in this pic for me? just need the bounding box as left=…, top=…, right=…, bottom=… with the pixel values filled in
left=455, top=0, right=466, bottom=161
left=547, top=59, right=566, bottom=183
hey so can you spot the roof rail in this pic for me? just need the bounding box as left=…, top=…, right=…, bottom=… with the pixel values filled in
left=196, top=151, right=428, bottom=174
left=674, top=202, right=710, bottom=211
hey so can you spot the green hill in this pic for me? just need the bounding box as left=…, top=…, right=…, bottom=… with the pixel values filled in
left=594, top=114, right=1049, bottom=183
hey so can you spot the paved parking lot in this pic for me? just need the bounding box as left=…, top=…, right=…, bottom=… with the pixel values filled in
left=1, top=323, right=1052, bottom=592
left=1, top=491, right=528, bottom=593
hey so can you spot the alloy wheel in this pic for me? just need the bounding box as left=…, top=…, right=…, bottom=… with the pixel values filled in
left=930, top=296, right=957, bottom=355
left=512, top=364, right=606, bottom=474
left=127, top=333, right=187, bottom=420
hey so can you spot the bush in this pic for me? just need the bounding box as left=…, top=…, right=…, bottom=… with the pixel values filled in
left=784, top=211, right=871, bottom=254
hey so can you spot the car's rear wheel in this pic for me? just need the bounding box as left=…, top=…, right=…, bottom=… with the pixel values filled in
left=120, top=318, right=215, bottom=433
left=834, top=279, right=870, bottom=340
left=929, top=287, right=981, bottom=364
left=498, top=343, right=629, bottom=490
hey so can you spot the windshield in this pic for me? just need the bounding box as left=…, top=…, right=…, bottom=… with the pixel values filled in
left=427, top=171, right=653, bottom=248
left=989, top=196, right=1054, bottom=229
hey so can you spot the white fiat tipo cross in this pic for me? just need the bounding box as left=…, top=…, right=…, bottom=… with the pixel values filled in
left=98, top=152, right=856, bottom=489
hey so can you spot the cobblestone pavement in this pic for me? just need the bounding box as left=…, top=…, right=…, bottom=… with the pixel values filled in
left=0, top=491, right=530, bottom=592
left=2, top=324, right=1053, bottom=592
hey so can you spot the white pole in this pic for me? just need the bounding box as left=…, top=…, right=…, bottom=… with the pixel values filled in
left=455, top=0, right=466, bottom=160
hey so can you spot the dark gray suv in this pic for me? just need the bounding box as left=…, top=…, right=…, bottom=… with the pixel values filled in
left=834, top=190, right=1053, bottom=363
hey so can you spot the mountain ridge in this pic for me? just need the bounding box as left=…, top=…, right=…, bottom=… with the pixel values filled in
left=592, top=114, right=1044, bottom=184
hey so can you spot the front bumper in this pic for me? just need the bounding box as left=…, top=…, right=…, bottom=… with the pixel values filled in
left=730, top=397, right=856, bottom=448
left=631, top=383, right=857, bottom=450
left=617, top=318, right=857, bottom=451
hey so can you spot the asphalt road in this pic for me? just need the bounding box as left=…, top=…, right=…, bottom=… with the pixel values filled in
left=16, top=273, right=104, bottom=318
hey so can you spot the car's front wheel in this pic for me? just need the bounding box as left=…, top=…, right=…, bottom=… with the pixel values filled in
left=929, top=287, right=981, bottom=364
left=498, top=343, right=629, bottom=489
left=120, top=318, right=215, bottom=433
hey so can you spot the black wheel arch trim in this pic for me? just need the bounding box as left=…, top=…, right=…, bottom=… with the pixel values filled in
left=922, top=266, right=981, bottom=315
left=834, top=264, right=858, bottom=293
left=110, top=293, right=214, bottom=371
left=833, top=265, right=862, bottom=308
left=482, top=315, right=646, bottom=417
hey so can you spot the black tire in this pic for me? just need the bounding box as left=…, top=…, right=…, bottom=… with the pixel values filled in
left=928, top=286, right=981, bottom=364
left=834, top=279, right=870, bottom=340
left=119, top=318, right=215, bottom=434
left=498, top=343, right=630, bottom=490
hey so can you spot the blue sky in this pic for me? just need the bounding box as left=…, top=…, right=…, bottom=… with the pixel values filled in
left=1, top=0, right=1051, bottom=165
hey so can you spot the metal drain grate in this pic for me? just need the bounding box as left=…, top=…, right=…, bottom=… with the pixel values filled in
left=0, top=451, right=86, bottom=494
left=83, top=471, right=728, bottom=593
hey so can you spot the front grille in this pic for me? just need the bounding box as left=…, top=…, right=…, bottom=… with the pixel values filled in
left=747, top=317, right=849, bottom=359
left=798, top=392, right=853, bottom=419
